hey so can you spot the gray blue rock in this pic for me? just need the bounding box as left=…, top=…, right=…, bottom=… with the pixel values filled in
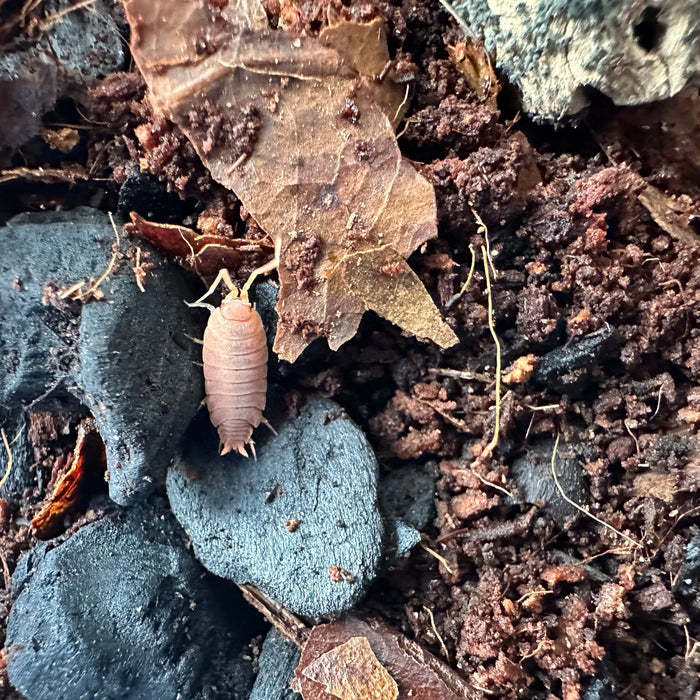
left=446, top=0, right=700, bottom=119
left=167, top=397, right=384, bottom=618
left=0, top=411, right=34, bottom=501
left=379, top=464, right=436, bottom=559
left=379, top=463, right=436, bottom=530
left=0, top=208, right=110, bottom=406
left=75, top=249, right=205, bottom=505
left=0, top=208, right=205, bottom=505
left=0, top=0, right=123, bottom=147
left=250, top=628, right=302, bottom=700
left=7, top=504, right=256, bottom=700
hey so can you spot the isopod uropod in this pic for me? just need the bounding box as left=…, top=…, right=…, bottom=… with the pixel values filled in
left=188, top=267, right=274, bottom=456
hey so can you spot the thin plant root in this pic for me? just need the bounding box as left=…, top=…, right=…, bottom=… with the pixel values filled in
left=0, top=428, right=13, bottom=492
left=423, top=606, right=450, bottom=662
left=420, top=543, right=454, bottom=574
left=550, top=433, right=642, bottom=549
left=478, top=243, right=502, bottom=463
left=446, top=244, right=476, bottom=310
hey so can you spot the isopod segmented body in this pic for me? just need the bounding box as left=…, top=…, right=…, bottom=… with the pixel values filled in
left=202, top=291, right=268, bottom=456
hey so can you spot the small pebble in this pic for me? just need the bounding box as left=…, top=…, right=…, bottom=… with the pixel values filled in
left=386, top=518, right=423, bottom=559
left=533, top=326, right=619, bottom=395
left=582, top=659, right=619, bottom=700
left=118, top=169, right=189, bottom=223
left=676, top=525, right=700, bottom=615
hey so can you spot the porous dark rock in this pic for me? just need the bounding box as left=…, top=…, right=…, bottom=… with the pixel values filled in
left=252, top=280, right=280, bottom=349
left=379, top=463, right=436, bottom=530
left=510, top=439, right=588, bottom=527
left=0, top=208, right=205, bottom=505
left=0, top=411, right=33, bottom=502
left=167, top=397, right=384, bottom=618
left=447, top=0, right=700, bottom=119
left=0, top=0, right=123, bottom=148
left=533, top=326, right=619, bottom=395
left=6, top=504, right=256, bottom=700
left=379, top=464, right=436, bottom=559
left=75, top=244, right=204, bottom=505
left=250, top=628, right=302, bottom=700
left=117, top=169, right=189, bottom=223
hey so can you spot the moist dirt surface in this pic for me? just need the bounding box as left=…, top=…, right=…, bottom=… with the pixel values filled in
left=1, top=0, right=699, bottom=699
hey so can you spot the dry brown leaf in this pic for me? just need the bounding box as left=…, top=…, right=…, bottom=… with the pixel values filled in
left=343, top=246, right=458, bottom=348
left=31, top=418, right=106, bottom=539
left=292, top=617, right=477, bottom=699
left=301, top=636, right=398, bottom=700
left=122, top=0, right=457, bottom=361
left=447, top=39, right=499, bottom=108
left=124, top=212, right=270, bottom=276
left=638, top=185, right=699, bottom=248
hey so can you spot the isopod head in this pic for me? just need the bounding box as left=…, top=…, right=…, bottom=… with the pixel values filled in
left=219, top=294, right=254, bottom=322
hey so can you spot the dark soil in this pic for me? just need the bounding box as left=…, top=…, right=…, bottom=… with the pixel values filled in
left=1, top=0, right=699, bottom=698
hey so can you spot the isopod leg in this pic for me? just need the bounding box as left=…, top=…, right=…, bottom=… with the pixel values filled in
left=261, top=416, right=278, bottom=436
left=186, top=268, right=237, bottom=309
left=241, top=236, right=281, bottom=296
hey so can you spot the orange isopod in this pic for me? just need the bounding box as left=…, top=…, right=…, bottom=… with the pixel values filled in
left=189, top=269, right=270, bottom=456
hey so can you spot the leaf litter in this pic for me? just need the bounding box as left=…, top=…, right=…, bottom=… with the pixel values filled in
left=122, top=0, right=458, bottom=362
left=291, top=616, right=477, bottom=699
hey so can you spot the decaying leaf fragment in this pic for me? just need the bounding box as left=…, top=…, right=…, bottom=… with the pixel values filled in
left=447, top=39, right=499, bottom=108
left=301, top=636, right=398, bottom=700
left=124, top=212, right=271, bottom=275
left=638, top=185, right=699, bottom=248
left=31, top=419, right=106, bottom=539
left=122, top=0, right=458, bottom=361
left=292, top=617, right=477, bottom=699
left=344, top=247, right=459, bottom=348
